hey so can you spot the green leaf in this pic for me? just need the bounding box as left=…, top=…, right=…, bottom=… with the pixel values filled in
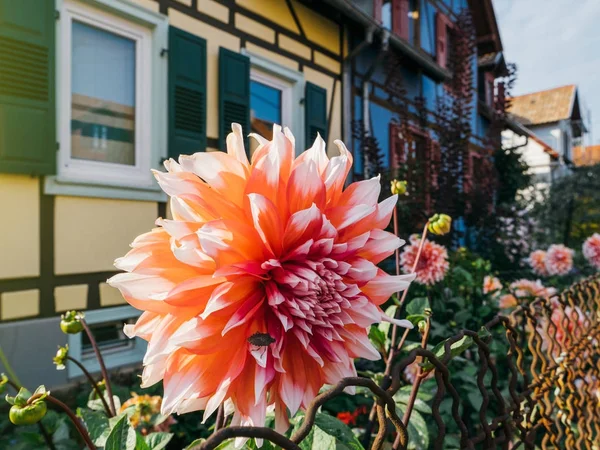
left=88, top=393, right=121, bottom=412
left=393, top=390, right=432, bottom=415
left=184, top=439, right=204, bottom=450
left=77, top=408, right=110, bottom=446
left=422, top=335, right=474, bottom=370
left=451, top=266, right=474, bottom=286
left=311, top=426, right=336, bottom=450
left=378, top=305, right=398, bottom=335
left=406, top=297, right=430, bottom=316
left=405, top=314, right=427, bottom=327
left=406, top=410, right=429, bottom=450
left=136, top=434, right=151, bottom=450
left=104, top=415, right=136, bottom=450
left=313, top=413, right=364, bottom=450
left=145, top=432, right=173, bottom=450
left=368, top=326, right=386, bottom=353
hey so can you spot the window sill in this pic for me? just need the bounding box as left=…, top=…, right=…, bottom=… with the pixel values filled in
left=45, top=175, right=167, bottom=202
left=66, top=305, right=145, bottom=379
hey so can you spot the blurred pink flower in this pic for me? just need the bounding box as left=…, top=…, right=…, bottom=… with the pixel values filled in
left=583, top=233, right=600, bottom=269
left=497, top=279, right=556, bottom=309
left=545, top=244, right=574, bottom=276
left=483, top=276, right=502, bottom=294
left=527, top=250, right=548, bottom=277
left=400, top=235, right=449, bottom=285
left=108, top=124, right=415, bottom=438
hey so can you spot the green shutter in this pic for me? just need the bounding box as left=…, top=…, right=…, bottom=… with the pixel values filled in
left=305, top=82, right=327, bottom=146
left=168, top=26, right=207, bottom=159
left=0, top=0, right=55, bottom=175
left=218, top=47, right=250, bottom=151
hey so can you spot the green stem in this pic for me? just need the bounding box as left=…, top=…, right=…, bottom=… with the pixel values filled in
left=0, top=344, right=21, bottom=387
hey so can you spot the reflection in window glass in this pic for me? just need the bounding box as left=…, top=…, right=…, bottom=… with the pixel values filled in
left=250, top=80, right=282, bottom=141
left=71, top=21, right=136, bottom=165
left=382, top=0, right=392, bottom=30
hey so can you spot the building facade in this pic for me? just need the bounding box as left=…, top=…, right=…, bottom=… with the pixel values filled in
left=0, top=0, right=345, bottom=388
left=508, top=84, right=589, bottom=183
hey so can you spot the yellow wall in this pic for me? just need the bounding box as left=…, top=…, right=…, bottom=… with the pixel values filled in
left=0, top=175, right=40, bottom=279
left=54, top=196, right=157, bottom=275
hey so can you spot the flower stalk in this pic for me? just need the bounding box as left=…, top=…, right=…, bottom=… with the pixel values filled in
left=27, top=393, right=97, bottom=450
left=66, top=356, right=112, bottom=416
left=80, top=319, right=116, bottom=416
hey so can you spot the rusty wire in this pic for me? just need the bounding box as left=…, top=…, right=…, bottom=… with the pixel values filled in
left=200, top=275, right=600, bottom=449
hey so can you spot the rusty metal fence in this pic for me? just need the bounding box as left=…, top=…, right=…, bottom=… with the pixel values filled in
left=394, top=274, right=600, bottom=449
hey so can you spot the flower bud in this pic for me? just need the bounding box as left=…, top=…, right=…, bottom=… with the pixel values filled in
left=60, top=311, right=84, bottom=334
left=390, top=179, right=408, bottom=196
left=0, top=374, right=8, bottom=395
left=417, top=320, right=427, bottom=334
left=427, top=214, right=452, bottom=236
left=9, top=401, right=47, bottom=426
left=53, top=345, right=69, bottom=371
left=6, top=386, right=48, bottom=426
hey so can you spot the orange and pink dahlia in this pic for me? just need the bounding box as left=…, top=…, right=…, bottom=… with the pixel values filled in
left=108, top=124, right=415, bottom=436
left=545, top=244, right=574, bottom=276
left=527, top=250, right=548, bottom=277
left=483, top=276, right=502, bottom=294
left=400, top=235, right=449, bottom=285
left=583, top=233, right=600, bottom=269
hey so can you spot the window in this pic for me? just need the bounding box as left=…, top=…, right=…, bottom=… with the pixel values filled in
left=382, top=0, right=392, bottom=30
left=250, top=71, right=292, bottom=144
left=49, top=0, right=168, bottom=201
left=67, top=306, right=145, bottom=378
left=243, top=49, right=305, bottom=155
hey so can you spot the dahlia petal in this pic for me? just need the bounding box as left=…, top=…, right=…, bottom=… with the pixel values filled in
left=221, top=293, right=264, bottom=335
left=380, top=314, right=414, bottom=329
left=327, top=204, right=376, bottom=230
left=339, top=175, right=381, bottom=207
left=361, top=272, right=416, bottom=305
left=227, top=123, right=250, bottom=168
left=358, top=230, right=404, bottom=264
left=293, top=133, right=328, bottom=175
left=287, top=160, right=326, bottom=214
left=283, top=204, right=323, bottom=251
left=247, top=193, right=284, bottom=257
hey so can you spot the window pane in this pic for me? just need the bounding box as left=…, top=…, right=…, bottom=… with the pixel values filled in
left=250, top=80, right=281, bottom=141
left=71, top=21, right=136, bottom=165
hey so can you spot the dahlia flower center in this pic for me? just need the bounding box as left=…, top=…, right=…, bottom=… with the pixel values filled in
left=263, top=257, right=357, bottom=337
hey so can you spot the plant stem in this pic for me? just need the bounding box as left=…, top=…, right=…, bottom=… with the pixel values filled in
left=214, top=404, right=225, bottom=432
left=393, top=317, right=432, bottom=450
left=397, top=222, right=429, bottom=307
left=66, top=356, right=112, bottom=417
left=28, top=394, right=97, bottom=450
left=4, top=378, right=56, bottom=450
left=80, top=320, right=116, bottom=416
left=0, top=344, right=22, bottom=387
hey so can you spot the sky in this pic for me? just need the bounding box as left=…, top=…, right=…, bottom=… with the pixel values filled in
left=492, top=0, right=600, bottom=145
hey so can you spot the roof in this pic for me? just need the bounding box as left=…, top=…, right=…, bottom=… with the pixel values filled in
left=573, top=145, right=600, bottom=166
left=505, top=114, right=559, bottom=159
left=508, top=85, right=577, bottom=126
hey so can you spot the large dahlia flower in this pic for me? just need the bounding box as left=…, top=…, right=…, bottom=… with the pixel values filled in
left=583, top=233, right=600, bottom=269
left=545, top=244, right=574, bottom=276
left=400, top=235, right=449, bottom=285
left=108, top=125, right=414, bottom=436
left=527, top=250, right=548, bottom=277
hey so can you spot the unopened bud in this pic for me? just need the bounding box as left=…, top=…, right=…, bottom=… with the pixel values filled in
left=427, top=213, right=452, bottom=236
left=53, top=345, right=69, bottom=371
left=0, top=374, right=7, bottom=395
left=390, top=179, right=408, bottom=196
left=6, top=386, right=48, bottom=426
left=418, top=321, right=427, bottom=334
left=60, top=311, right=84, bottom=334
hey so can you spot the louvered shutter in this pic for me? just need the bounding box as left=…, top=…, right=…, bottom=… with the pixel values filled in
left=436, top=12, right=448, bottom=69
left=393, top=0, right=410, bottom=40
left=305, top=82, right=327, bottom=147
left=168, top=27, right=207, bottom=159
left=0, top=0, right=55, bottom=175
left=484, top=72, right=495, bottom=106
left=219, top=48, right=250, bottom=151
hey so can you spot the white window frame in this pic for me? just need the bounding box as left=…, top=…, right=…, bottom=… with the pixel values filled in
left=66, top=305, right=145, bottom=378
left=242, top=48, right=305, bottom=154
left=47, top=0, right=168, bottom=202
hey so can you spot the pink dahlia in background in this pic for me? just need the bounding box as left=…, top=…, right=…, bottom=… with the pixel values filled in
left=545, top=244, right=574, bottom=276
left=108, top=124, right=414, bottom=437
left=583, top=233, right=600, bottom=269
left=527, top=250, right=548, bottom=276
left=483, top=276, right=502, bottom=294
left=497, top=279, right=556, bottom=309
left=400, top=235, right=449, bottom=285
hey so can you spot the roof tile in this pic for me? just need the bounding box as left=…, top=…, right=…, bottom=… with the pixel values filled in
left=508, top=85, right=576, bottom=126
